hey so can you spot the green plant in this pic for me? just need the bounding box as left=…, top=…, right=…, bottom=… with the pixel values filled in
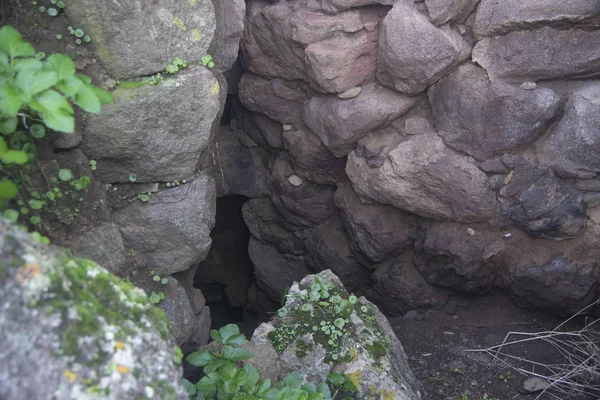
left=149, top=291, right=165, bottom=304
left=499, top=371, right=512, bottom=383
left=165, top=57, right=188, bottom=74
left=199, top=54, right=215, bottom=69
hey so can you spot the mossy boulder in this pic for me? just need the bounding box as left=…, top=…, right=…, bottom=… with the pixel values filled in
left=0, top=219, right=187, bottom=400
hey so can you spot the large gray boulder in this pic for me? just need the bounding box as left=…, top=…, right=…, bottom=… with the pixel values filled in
left=474, top=0, right=600, bottom=38
left=114, top=176, right=216, bottom=275
left=473, top=27, right=600, bottom=81
left=536, top=83, right=600, bottom=178
left=73, top=223, right=126, bottom=276
left=243, top=112, right=285, bottom=152
left=81, top=67, right=220, bottom=183
left=425, top=0, right=480, bottom=25
left=208, top=0, right=246, bottom=70
left=346, top=133, right=497, bottom=222
left=317, top=0, right=394, bottom=14
left=429, top=63, right=561, bottom=161
left=303, top=83, right=418, bottom=156
left=66, top=0, right=215, bottom=79
left=377, top=0, right=470, bottom=94
left=159, top=278, right=197, bottom=345
left=0, top=219, right=187, bottom=400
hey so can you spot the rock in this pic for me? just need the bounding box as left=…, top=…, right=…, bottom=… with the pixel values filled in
left=250, top=270, right=423, bottom=399
left=473, top=27, right=600, bottom=81
left=337, top=87, right=362, bottom=99
left=114, top=175, right=216, bottom=275
left=521, top=377, right=550, bottom=394
left=334, top=184, right=420, bottom=263
left=51, top=130, right=82, bottom=149
left=303, top=83, right=418, bottom=156
left=242, top=2, right=383, bottom=93
left=305, top=215, right=372, bottom=292
left=159, top=278, right=197, bottom=345
left=414, top=222, right=506, bottom=293
left=377, top=1, right=470, bottom=94
left=317, top=0, right=394, bottom=14
left=536, top=83, right=600, bottom=177
left=248, top=237, right=313, bottom=301
left=0, top=219, right=187, bottom=400
left=239, top=73, right=312, bottom=124
left=288, top=175, right=303, bottom=186
left=283, top=128, right=347, bottom=185
left=425, top=0, right=480, bottom=25
left=184, top=307, right=212, bottom=350
left=370, top=252, right=449, bottom=316
left=208, top=0, right=245, bottom=70
left=499, top=157, right=587, bottom=240
left=243, top=112, right=285, bottom=151
left=81, top=67, right=220, bottom=183
left=474, top=0, right=600, bottom=38
left=269, top=157, right=337, bottom=227
left=429, top=63, right=561, bottom=161
left=346, top=133, right=497, bottom=222
left=404, top=116, right=434, bottom=135
left=242, top=197, right=306, bottom=256
left=73, top=223, right=126, bottom=276
left=245, top=281, right=281, bottom=322
left=66, top=0, right=215, bottom=79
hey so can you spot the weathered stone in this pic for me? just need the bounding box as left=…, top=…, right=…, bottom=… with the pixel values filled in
left=347, top=133, right=497, bottom=222
left=303, top=83, right=418, bottom=156
left=239, top=73, right=312, bottom=124
left=245, top=281, right=281, bottom=322
left=159, top=278, right=197, bottom=345
left=474, top=0, right=600, bottom=38
left=184, top=307, right=212, bottom=350
left=334, top=184, right=420, bottom=263
left=73, top=223, right=126, bottom=276
left=208, top=0, right=245, bottom=70
left=414, top=222, right=506, bottom=293
left=305, top=215, right=372, bottom=292
left=499, top=157, right=587, bottom=240
left=114, top=176, right=216, bottom=275
left=377, top=0, right=470, bottom=94
left=248, top=237, right=313, bottom=301
left=370, top=252, right=449, bottom=315
left=473, top=27, right=600, bottom=81
left=243, top=112, right=285, bottom=151
left=537, top=83, right=600, bottom=178
left=0, top=219, right=186, bottom=400
left=66, top=0, right=215, bottom=79
left=81, top=67, right=220, bottom=183
left=269, top=157, right=337, bottom=227
left=425, top=0, right=480, bottom=25
left=283, top=128, right=347, bottom=185
left=404, top=116, right=434, bottom=135
left=51, top=130, right=82, bottom=149
left=337, top=86, right=362, bottom=99
left=316, top=0, right=394, bottom=14
left=429, top=63, right=561, bottom=161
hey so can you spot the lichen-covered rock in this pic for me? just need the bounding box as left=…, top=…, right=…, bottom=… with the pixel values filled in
left=73, top=223, right=126, bottom=276
left=0, top=219, right=187, bottom=400
left=250, top=270, right=423, bottom=399
left=81, top=67, right=220, bottom=183
left=66, top=0, right=215, bottom=79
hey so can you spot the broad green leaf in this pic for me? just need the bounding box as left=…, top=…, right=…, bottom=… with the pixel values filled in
left=196, top=374, right=218, bottom=395
left=225, top=333, right=246, bottom=347
left=281, top=372, right=303, bottom=389
left=74, top=83, right=101, bottom=113
left=12, top=58, right=43, bottom=72
left=29, top=199, right=43, bottom=210
left=0, top=81, right=24, bottom=115
left=46, top=53, right=75, bottom=80
left=0, top=179, right=18, bottom=200
left=56, top=76, right=82, bottom=97
left=0, top=51, right=8, bottom=67
left=253, top=379, right=272, bottom=397
left=58, top=168, right=73, bottom=181
left=187, top=350, right=215, bottom=367
left=31, top=90, right=74, bottom=132
left=15, top=70, right=57, bottom=97
left=30, top=124, right=45, bottom=139
left=204, top=358, right=227, bottom=374
left=1, top=150, right=28, bottom=164
left=0, top=26, right=35, bottom=59
left=222, top=346, right=254, bottom=361
left=219, top=324, right=242, bottom=343
left=210, top=329, right=222, bottom=343
left=242, top=364, right=260, bottom=392
left=0, top=137, right=6, bottom=153
left=181, top=378, right=197, bottom=395
left=0, top=114, right=17, bottom=134
left=218, top=361, right=237, bottom=380
left=317, top=383, right=331, bottom=399
left=76, top=74, right=92, bottom=84
left=92, top=85, right=114, bottom=105
left=2, top=209, right=19, bottom=223
left=302, top=382, right=317, bottom=393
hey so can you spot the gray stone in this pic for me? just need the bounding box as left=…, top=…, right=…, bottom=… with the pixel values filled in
left=81, top=67, right=220, bottom=183
left=243, top=112, right=285, bottom=151
left=66, top=0, right=215, bottom=79
left=337, top=86, right=362, bottom=99
left=248, top=237, right=313, bottom=301
left=522, top=377, right=550, bottom=394
left=537, top=83, right=600, bottom=178
left=51, top=130, right=82, bottom=149
left=73, top=223, right=126, bottom=275
left=184, top=307, right=212, bottom=350
left=346, top=133, right=497, bottom=222
left=0, top=219, right=187, bottom=400
left=473, top=27, right=600, bottom=81
left=303, top=83, right=418, bottom=156
left=474, top=0, right=600, bottom=38
left=317, top=0, right=394, bottom=14
left=208, top=0, right=245, bottom=70
left=425, top=0, right=480, bottom=25
left=377, top=1, right=470, bottom=94
left=404, top=116, right=434, bottom=135
left=429, top=63, right=561, bottom=161
left=334, top=184, right=420, bottom=263
left=159, top=278, right=197, bottom=345
left=114, top=176, right=216, bottom=275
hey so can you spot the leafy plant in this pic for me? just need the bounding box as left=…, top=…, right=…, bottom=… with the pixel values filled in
left=199, top=54, right=215, bottom=69
left=165, top=57, right=188, bottom=74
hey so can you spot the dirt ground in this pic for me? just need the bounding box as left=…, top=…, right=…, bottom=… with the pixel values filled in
left=390, top=292, right=597, bottom=400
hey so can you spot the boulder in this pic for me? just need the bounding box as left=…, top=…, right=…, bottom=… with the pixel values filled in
left=377, top=0, right=470, bottom=94
left=73, top=223, right=126, bottom=276
left=243, top=112, right=285, bottom=151
left=316, top=0, right=394, bottom=14
left=334, top=184, right=420, bottom=263
left=303, top=83, right=418, bottom=156
left=425, top=0, right=480, bottom=25
left=474, top=0, right=600, bottom=38
left=208, top=0, right=246, bottom=70
left=114, top=175, right=216, bottom=275
left=429, top=63, right=561, bottom=161
left=0, top=219, right=187, bottom=400
left=473, top=27, right=600, bottom=81
left=305, top=216, right=372, bottom=292
left=159, top=278, right=197, bottom=345
left=499, top=157, right=587, bottom=240
left=346, top=133, right=497, bottom=222
left=536, top=83, right=600, bottom=178
left=81, top=67, right=220, bottom=183
left=66, top=0, right=215, bottom=79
